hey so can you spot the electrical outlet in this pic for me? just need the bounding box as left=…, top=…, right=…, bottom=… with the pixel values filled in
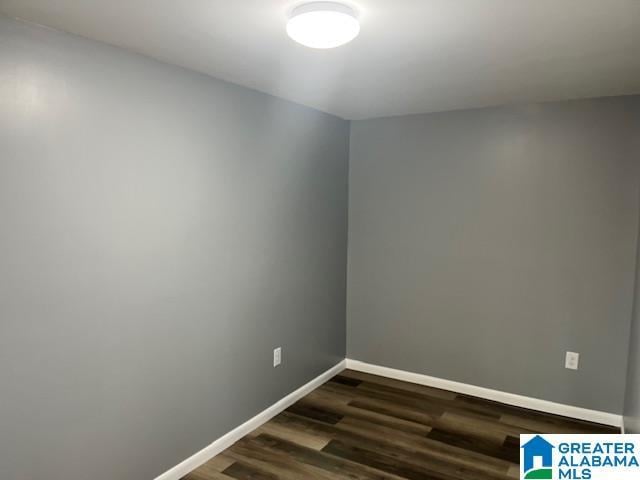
left=273, top=347, right=282, bottom=367
left=565, top=351, right=579, bottom=370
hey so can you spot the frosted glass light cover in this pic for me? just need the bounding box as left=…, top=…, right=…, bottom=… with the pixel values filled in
left=287, top=2, right=360, bottom=49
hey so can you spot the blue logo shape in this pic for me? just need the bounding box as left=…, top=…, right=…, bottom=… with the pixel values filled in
left=521, top=435, right=554, bottom=479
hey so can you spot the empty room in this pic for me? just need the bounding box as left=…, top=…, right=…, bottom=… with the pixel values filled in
left=1, top=1, right=640, bottom=480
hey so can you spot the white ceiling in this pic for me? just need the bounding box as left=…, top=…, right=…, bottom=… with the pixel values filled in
left=2, top=0, right=640, bottom=120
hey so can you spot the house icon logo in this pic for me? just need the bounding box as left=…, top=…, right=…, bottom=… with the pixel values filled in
left=521, top=435, right=555, bottom=479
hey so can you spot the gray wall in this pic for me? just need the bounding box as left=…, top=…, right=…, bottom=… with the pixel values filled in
left=624, top=130, right=640, bottom=432
left=0, top=16, right=348, bottom=480
left=347, top=96, right=640, bottom=414
left=624, top=237, right=640, bottom=432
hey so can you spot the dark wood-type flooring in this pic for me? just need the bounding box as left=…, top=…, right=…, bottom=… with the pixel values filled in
left=183, top=369, right=618, bottom=480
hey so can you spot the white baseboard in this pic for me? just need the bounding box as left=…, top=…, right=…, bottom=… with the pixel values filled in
left=155, top=360, right=346, bottom=480
left=346, top=359, right=622, bottom=428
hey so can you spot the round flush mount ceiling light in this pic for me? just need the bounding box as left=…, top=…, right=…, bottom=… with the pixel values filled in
left=287, top=2, right=360, bottom=49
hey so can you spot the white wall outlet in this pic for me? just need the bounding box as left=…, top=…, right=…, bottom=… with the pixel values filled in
left=565, top=351, right=580, bottom=370
left=273, top=347, right=282, bottom=367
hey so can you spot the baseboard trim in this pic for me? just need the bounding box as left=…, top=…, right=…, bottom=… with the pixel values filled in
left=346, top=359, right=622, bottom=428
left=155, top=360, right=346, bottom=480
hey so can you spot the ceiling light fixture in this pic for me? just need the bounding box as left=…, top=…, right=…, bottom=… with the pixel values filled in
left=287, top=2, right=360, bottom=49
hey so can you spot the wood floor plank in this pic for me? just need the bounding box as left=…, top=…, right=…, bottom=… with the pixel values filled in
left=355, top=380, right=458, bottom=405
left=507, top=464, right=520, bottom=479
left=183, top=465, right=236, bottom=480
left=205, top=454, right=236, bottom=472
left=348, top=396, right=442, bottom=426
left=330, top=418, right=513, bottom=476
left=427, top=428, right=519, bottom=463
left=286, top=402, right=344, bottom=425
left=255, top=415, right=333, bottom=450
left=252, top=433, right=408, bottom=480
left=353, top=381, right=503, bottom=421
left=227, top=437, right=340, bottom=480
left=182, top=454, right=237, bottom=480
left=323, top=439, right=446, bottom=480
left=270, top=410, right=339, bottom=438
left=456, top=395, right=617, bottom=434
left=302, top=392, right=433, bottom=435
left=305, top=385, right=367, bottom=407
left=323, top=438, right=510, bottom=480
left=222, top=461, right=279, bottom=480
left=181, top=370, right=620, bottom=480
left=499, top=413, right=616, bottom=434
left=327, top=380, right=508, bottom=424
left=433, top=412, right=525, bottom=443
left=331, top=374, right=363, bottom=387
left=326, top=379, right=453, bottom=415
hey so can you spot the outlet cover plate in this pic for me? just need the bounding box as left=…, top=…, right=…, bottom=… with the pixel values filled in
left=565, top=351, right=579, bottom=370
left=273, top=347, right=282, bottom=367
